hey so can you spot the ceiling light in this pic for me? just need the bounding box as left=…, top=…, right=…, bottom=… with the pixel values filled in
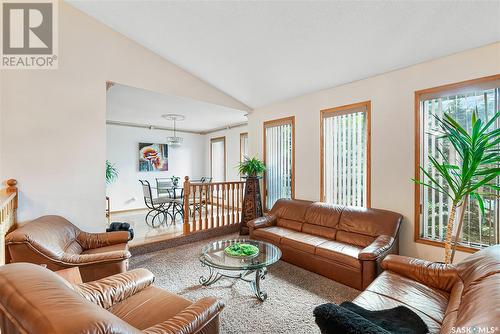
left=162, top=114, right=186, bottom=146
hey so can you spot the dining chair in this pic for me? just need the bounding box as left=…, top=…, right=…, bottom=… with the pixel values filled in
left=139, top=180, right=173, bottom=227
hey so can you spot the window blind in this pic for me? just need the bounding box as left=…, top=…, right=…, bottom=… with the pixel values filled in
left=323, top=106, right=368, bottom=207
left=420, top=87, right=499, bottom=247
left=265, top=122, right=293, bottom=209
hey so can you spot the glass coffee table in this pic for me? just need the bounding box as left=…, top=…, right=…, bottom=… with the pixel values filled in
left=199, top=239, right=282, bottom=301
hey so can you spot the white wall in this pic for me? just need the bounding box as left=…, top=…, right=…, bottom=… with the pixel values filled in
left=248, top=42, right=500, bottom=262
left=106, top=124, right=206, bottom=211
left=0, top=2, right=249, bottom=232
left=205, top=125, right=248, bottom=182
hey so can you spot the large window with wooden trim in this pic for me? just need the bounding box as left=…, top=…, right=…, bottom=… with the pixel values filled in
left=263, top=117, right=295, bottom=210
left=210, top=136, right=226, bottom=182
left=415, top=75, right=500, bottom=250
left=320, top=101, right=371, bottom=207
left=240, top=132, right=248, bottom=162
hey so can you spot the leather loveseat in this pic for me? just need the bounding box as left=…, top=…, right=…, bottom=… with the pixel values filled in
left=248, top=199, right=402, bottom=289
left=351, top=245, right=500, bottom=334
left=0, top=263, right=224, bottom=334
left=5, top=215, right=130, bottom=282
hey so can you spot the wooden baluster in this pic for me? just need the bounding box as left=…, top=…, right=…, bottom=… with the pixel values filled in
left=210, top=184, right=214, bottom=229
left=216, top=184, right=220, bottom=227
left=231, top=183, right=235, bottom=224
left=192, top=185, right=197, bottom=232
left=236, top=183, right=240, bottom=223
left=198, top=184, right=201, bottom=230
left=226, top=183, right=230, bottom=224
left=183, top=176, right=191, bottom=234
left=204, top=184, right=208, bottom=229
left=221, top=183, right=225, bottom=226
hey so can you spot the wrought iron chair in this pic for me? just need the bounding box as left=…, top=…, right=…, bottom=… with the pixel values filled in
left=155, top=178, right=184, bottom=223
left=139, top=180, right=173, bottom=227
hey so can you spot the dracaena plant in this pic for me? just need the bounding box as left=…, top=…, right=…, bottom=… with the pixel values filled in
left=413, top=110, right=500, bottom=264
left=238, top=157, right=266, bottom=177
left=105, top=160, right=119, bottom=185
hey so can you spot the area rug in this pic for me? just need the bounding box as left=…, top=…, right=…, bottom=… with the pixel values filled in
left=130, top=234, right=360, bottom=334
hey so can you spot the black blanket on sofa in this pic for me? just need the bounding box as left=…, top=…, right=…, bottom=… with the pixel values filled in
left=313, top=302, right=428, bottom=334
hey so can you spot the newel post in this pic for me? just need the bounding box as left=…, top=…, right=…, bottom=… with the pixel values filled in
left=6, top=179, right=18, bottom=210
left=183, top=176, right=190, bottom=234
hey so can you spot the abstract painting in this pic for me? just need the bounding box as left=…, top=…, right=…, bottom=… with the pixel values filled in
left=139, top=143, right=168, bottom=171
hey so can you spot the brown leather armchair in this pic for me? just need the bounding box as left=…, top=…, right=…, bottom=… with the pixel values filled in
left=0, top=263, right=224, bottom=334
left=352, top=245, right=500, bottom=334
left=5, top=215, right=130, bottom=282
left=249, top=199, right=402, bottom=289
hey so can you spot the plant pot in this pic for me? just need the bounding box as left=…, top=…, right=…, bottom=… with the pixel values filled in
left=239, top=176, right=263, bottom=235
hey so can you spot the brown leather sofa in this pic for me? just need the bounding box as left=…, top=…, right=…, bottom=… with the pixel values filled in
left=248, top=199, right=402, bottom=289
left=352, top=245, right=500, bottom=334
left=5, top=215, right=130, bottom=282
left=0, top=263, right=224, bottom=334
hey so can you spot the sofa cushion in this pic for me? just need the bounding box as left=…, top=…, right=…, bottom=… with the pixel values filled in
left=109, top=286, right=191, bottom=330
left=280, top=232, right=330, bottom=254
left=304, top=202, right=343, bottom=228
left=353, top=271, right=449, bottom=333
left=338, top=207, right=402, bottom=238
left=252, top=226, right=298, bottom=244
left=277, top=218, right=303, bottom=231
left=315, top=240, right=362, bottom=269
left=82, top=243, right=127, bottom=255
left=302, top=223, right=336, bottom=239
left=336, top=230, right=374, bottom=248
left=271, top=199, right=311, bottom=222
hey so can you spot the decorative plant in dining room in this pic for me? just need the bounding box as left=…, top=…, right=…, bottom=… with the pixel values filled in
left=413, top=110, right=500, bottom=264
left=105, top=160, right=119, bottom=185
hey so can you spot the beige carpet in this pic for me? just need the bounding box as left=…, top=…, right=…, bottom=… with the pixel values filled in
left=130, top=234, right=360, bottom=334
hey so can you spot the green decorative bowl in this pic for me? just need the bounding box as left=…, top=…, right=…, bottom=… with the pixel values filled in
left=224, top=243, right=259, bottom=258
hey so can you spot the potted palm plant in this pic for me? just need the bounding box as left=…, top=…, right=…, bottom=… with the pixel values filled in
left=414, top=110, right=499, bottom=263
left=106, top=160, right=119, bottom=184
left=238, top=157, right=266, bottom=235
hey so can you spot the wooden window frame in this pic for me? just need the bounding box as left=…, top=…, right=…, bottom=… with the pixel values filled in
left=263, top=116, right=296, bottom=211
left=240, top=132, right=248, bottom=163
left=320, top=101, right=371, bottom=207
left=414, top=74, right=500, bottom=253
left=210, top=136, right=226, bottom=181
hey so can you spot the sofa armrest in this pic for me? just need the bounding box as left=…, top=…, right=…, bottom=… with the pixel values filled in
left=381, top=255, right=458, bottom=292
left=74, top=268, right=155, bottom=309
left=77, top=231, right=130, bottom=250
left=358, top=235, right=394, bottom=261
left=247, top=214, right=277, bottom=230
left=143, top=297, right=224, bottom=334
left=61, top=249, right=131, bottom=266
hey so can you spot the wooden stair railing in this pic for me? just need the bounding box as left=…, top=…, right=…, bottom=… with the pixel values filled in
left=183, top=176, right=245, bottom=234
left=1, top=179, right=18, bottom=265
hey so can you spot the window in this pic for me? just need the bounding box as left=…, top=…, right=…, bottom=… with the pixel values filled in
left=210, top=137, right=226, bottom=182
left=240, top=132, right=248, bottom=162
left=263, top=117, right=295, bottom=210
left=415, top=75, right=500, bottom=250
left=321, top=101, right=371, bottom=207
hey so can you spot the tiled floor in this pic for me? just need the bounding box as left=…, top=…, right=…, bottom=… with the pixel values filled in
left=109, top=209, right=184, bottom=246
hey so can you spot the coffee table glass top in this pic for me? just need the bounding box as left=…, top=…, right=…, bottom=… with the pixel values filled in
left=200, top=239, right=282, bottom=271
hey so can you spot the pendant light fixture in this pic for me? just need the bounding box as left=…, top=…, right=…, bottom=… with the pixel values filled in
left=162, top=114, right=186, bottom=146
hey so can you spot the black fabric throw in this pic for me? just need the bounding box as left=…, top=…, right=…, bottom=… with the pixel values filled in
left=313, top=302, right=428, bottom=334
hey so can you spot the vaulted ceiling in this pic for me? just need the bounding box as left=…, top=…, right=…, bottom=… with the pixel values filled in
left=69, top=1, right=500, bottom=109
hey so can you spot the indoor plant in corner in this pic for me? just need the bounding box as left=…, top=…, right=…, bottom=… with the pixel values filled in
left=105, top=160, right=119, bottom=221
left=413, top=110, right=499, bottom=264
left=238, top=157, right=266, bottom=235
